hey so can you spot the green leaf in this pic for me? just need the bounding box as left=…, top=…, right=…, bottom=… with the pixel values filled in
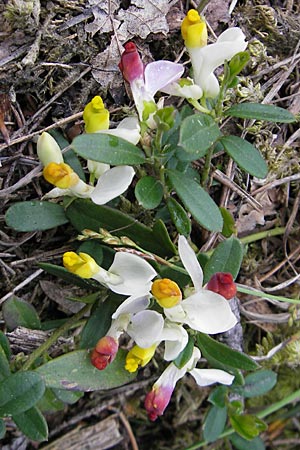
left=135, top=176, right=164, bottom=209
left=225, top=103, right=296, bottom=123
left=2, top=296, right=41, bottom=331
left=0, top=347, right=11, bottom=382
left=72, top=134, right=145, bottom=165
left=0, top=371, right=45, bottom=417
left=230, top=433, right=265, bottom=450
left=0, top=331, right=11, bottom=361
left=203, top=405, right=227, bottom=443
left=174, top=336, right=194, bottom=369
left=228, top=52, right=250, bottom=79
left=235, top=370, right=277, bottom=398
left=53, top=388, right=83, bottom=405
left=197, top=333, right=259, bottom=371
left=167, top=197, right=191, bottom=236
left=5, top=201, right=69, bottom=232
left=36, top=349, right=136, bottom=391
left=204, top=236, right=243, bottom=284
left=37, top=388, right=65, bottom=413
left=66, top=199, right=175, bottom=256
left=38, top=263, right=98, bottom=290
left=179, top=113, right=221, bottom=157
left=220, top=136, right=268, bottom=179
left=167, top=170, right=223, bottom=232
left=13, top=406, right=48, bottom=442
left=152, top=220, right=177, bottom=255
left=208, top=385, right=228, bottom=408
left=80, top=294, right=122, bottom=349
left=0, top=419, right=6, bottom=439
left=230, top=414, right=267, bottom=440
left=220, top=207, right=236, bottom=238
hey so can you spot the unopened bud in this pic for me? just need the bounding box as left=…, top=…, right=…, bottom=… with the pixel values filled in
left=119, top=42, right=144, bottom=83
left=63, top=251, right=100, bottom=278
left=37, top=132, right=63, bottom=167
left=83, top=96, right=110, bottom=133
left=91, top=336, right=118, bottom=370
left=206, top=272, right=237, bottom=300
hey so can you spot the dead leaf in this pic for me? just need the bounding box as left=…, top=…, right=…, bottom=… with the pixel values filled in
left=40, top=280, right=85, bottom=314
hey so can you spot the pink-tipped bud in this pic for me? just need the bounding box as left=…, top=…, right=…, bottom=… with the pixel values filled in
left=144, top=385, right=173, bottom=421
left=118, top=42, right=144, bottom=83
left=206, top=272, right=237, bottom=300
left=90, top=336, right=118, bottom=370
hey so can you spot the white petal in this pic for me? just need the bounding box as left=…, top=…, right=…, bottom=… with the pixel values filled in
left=161, top=81, right=203, bottom=100
left=161, top=322, right=189, bottom=361
left=98, top=117, right=141, bottom=145
left=190, top=368, right=234, bottom=386
left=107, top=252, right=157, bottom=296
left=90, top=166, right=135, bottom=205
left=128, top=310, right=164, bottom=348
left=87, top=160, right=110, bottom=178
left=155, top=362, right=187, bottom=389
left=112, top=295, right=150, bottom=319
left=164, top=304, right=186, bottom=324
left=178, top=236, right=203, bottom=291
left=181, top=290, right=237, bottom=334
left=42, top=187, right=70, bottom=199
left=144, top=61, right=184, bottom=97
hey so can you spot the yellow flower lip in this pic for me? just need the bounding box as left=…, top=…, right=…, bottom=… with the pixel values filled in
left=187, top=9, right=200, bottom=23
left=125, top=344, right=157, bottom=373
left=151, top=278, right=182, bottom=308
left=83, top=95, right=110, bottom=133
left=181, top=9, right=207, bottom=48
left=63, top=251, right=100, bottom=278
left=43, top=162, right=79, bottom=189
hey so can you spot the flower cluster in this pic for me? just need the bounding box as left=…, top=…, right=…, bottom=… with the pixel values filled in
left=63, top=235, right=237, bottom=420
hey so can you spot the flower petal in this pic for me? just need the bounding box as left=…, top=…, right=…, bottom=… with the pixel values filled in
left=112, top=295, right=150, bottom=319
left=181, top=290, right=237, bottom=333
left=128, top=310, right=164, bottom=348
left=190, top=368, right=234, bottom=386
left=90, top=165, right=135, bottom=205
left=98, top=117, right=141, bottom=145
left=178, top=236, right=203, bottom=291
left=161, top=322, right=188, bottom=361
left=161, top=80, right=203, bottom=99
left=144, top=61, right=184, bottom=97
left=107, top=252, right=157, bottom=296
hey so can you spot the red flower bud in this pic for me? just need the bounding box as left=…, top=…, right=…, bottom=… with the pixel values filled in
left=206, top=272, right=237, bottom=300
left=118, top=42, right=144, bottom=83
left=90, top=336, right=118, bottom=370
left=144, top=385, right=173, bottom=421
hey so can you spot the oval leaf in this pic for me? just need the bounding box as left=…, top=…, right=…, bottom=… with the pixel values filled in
left=167, top=197, right=191, bottom=236
left=2, top=296, right=41, bottom=331
left=197, top=333, right=259, bottom=371
left=72, top=134, right=145, bottom=165
left=204, top=236, right=243, bottom=283
left=230, top=414, right=267, bottom=440
left=5, top=201, right=68, bottom=232
left=236, top=369, right=277, bottom=398
left=225, top=103, right=295, bottom=123
left=167, top=170, right=223, bottom=232
left=0, top=371, right=45, bottom=417
left=174, top=336, right=194, bottom=369
left=36, top=349, right=136, bottom=391
left=179, top=114, right=221, bottom=157
left=135, top=176, right=164, bottom=209
left=0, top=347, right=11, bottom=382
left=38, top=263, right=98, bottom=290
left=0, top=419, right=6, bottom=439
left=203, top=405, right=227, bottom=443
left=13, top=406, right=48, bottom=442
left=220, top=136, right=268, bottom=179
left=230, top=433, right=266, bottom=450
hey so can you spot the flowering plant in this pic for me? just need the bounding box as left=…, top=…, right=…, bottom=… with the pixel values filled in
left=4, top=6, right=296, bottom=448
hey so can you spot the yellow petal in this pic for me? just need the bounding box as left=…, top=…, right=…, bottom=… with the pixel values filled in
left=181, top=9, right=207, bottom=48
left=151, top=278, right=182, bottom=308
left=83, top=95, right=110, bottom=133
left=63, top=251, right=100, bottom=278
left=125, top=344, right=157, bottom=372
left=43, top=162, right=79, bottom=189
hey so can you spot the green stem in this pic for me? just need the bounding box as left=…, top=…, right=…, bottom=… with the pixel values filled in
left=197, top=0, right=210, bottom=13
left=201, top=144, right=214, bottom=187
left=184, top=389, right=300, bottom=450
left=237, top=284, right=300, bottom=305
left=188, top=98, right=211, bottom=115
left=22, top=303, right=91, bottom=371
left=240, top=227, right=286, bottom=244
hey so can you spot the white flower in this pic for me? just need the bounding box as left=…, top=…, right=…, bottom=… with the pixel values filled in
left=163, top=236, right=237, bottom=334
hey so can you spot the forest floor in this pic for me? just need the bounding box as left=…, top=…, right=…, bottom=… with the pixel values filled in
left=0, top=0, right=300, bottom=449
